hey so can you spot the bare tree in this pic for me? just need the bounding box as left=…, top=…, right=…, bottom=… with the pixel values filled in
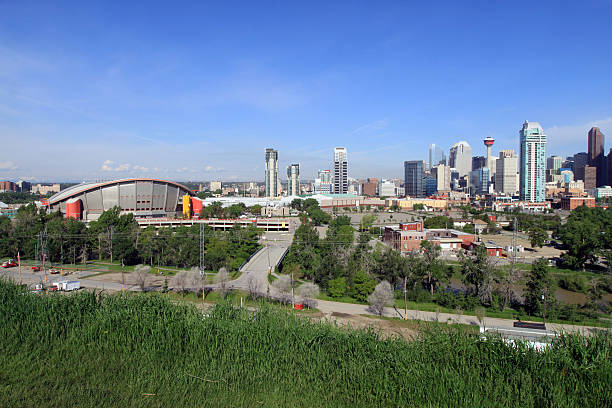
left=173, top=270, right=190, bottom=295
left=368, top=280, right=394, bottom=316
left=272, top=274, right=292, bottom=304
left=247, top=276, right=261, bottom=300
left=133, top=264, right=151, bottom=292
left=215, top=267, right=230, bottom=298
left=190, top=267, right=205, bottom=298
left=297, top=282, right=320, bottom=309
left=475, top=306, right=486, bottom=330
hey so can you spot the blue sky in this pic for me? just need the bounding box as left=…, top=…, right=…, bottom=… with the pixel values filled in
left=1, top=0, right=611, bottom=182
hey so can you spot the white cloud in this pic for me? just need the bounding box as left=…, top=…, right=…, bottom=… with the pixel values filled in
left=101, top=160, right=131, bottom=172
left=0, top=161, right=18, bottom=171
left=545, top=118, right=612, bottom=155
left=133, top=165, right=149, bottom=172
left=204, top=165, right=214, bottom=171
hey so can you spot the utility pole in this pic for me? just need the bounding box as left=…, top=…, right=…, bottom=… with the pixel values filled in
left=109, top=226, right=114, bottom=263
left=200, top=222, right=206, bottom=300
left=403, top=276, right=407, bottom=320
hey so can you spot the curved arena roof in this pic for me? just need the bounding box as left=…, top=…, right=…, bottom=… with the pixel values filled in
left=49, top=178, right=194, bottom=221
left=49, top=178, right=193, bottom=204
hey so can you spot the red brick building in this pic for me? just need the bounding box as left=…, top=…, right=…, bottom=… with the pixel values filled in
left=383, top=221, right=426, bottom=252
left=561, top=196, right=596, bottom=210
left=0, top=181, right=16, bottom=192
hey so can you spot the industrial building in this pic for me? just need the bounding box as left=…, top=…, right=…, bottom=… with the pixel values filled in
left=48, top=178, right=195, bottom=221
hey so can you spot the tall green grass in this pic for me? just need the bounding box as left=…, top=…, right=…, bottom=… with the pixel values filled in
left=0, top=278, right=610, bottom=407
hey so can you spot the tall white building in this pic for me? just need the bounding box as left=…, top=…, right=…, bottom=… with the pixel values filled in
left=265, top=148, right=279, bottom=197
left=286, top=164, right=300, bottom=196
left=333, top=147, right=348, bottom=194
left=495, top=150, right=518, bottom=195
left=519, top=121, right=547, bottom=202
left=449, top=141, right=472, bottom=178
left=378, top=179, right=397, bottom=197
left=433, top=164, right=451, bottom=191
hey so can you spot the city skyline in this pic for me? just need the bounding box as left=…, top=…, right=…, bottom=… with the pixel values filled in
left=1, top=2, right=612, bottom=182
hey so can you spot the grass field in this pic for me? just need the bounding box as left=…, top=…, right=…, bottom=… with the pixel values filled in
left=0, top=279, right=611, bottom=407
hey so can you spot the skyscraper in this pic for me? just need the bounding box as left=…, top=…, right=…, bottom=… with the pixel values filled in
left=547, top=155, right=562, bottom=171
left=333, top=147, right=348, bottom=194
left=469, top=167, right=490, bottom=196
left=449, top=141, right=472, bottom=177
left=588, top=127, right=606, bottom=187
left=264, top=148, right=279, bottom=197
left=495, top=150, right=518, bottom=195
left=428, top=144, right=446, bottom=169
left=433, top=164, right=451, bottom=192
left=404, top=160, right=424, bottom=197
left=519, top=121, right=547, bottom=202
left=286, top=164, right=300, bottom=196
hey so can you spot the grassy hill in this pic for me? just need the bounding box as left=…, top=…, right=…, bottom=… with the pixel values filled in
left=0, top=279, right=610, bottom=407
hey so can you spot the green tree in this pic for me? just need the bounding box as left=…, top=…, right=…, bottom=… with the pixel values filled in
left=290, top=198, right=304, bottom=211
left=423, top=216, right=452, bottom=229
left=328, top=277, right=347, bottom=297
left=458, top=244, right=497, bottom=306
left=359, top=214, right=377, bottom=232
left=524, top=258, right=555, bottom=315
left=249, top=204, right=262, bottom=215
left=351, top=271, right=377, bottom=302
left=419, top=240, right=449, bottom=295
left=529, top=226, right=547, bottom=248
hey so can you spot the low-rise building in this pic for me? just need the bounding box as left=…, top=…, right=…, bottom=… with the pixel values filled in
left=589, top=186, right=612, bottom=199
left=383, top=221, right=426, bottom=252
left=560, top=196, right=596, bottom=210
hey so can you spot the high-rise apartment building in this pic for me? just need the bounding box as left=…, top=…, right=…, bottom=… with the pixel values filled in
left=449, top=141, right=472, bottom=177
left=519, top=121, right=547, bottom=202
left=333, top=147, right=348, bottom=194
left=588, top=127, right=606, bottom=187
left=495, top=150, right=518, bottom=195
left=264, top=148, right=279, bottom=197
left=286, top=164, right=300, bottom=196
left=433, top=164, right=451, bottom=192
left=428, top=144, right=446, bottom=169
left=404, top=161, right=424, bottom=197
left=314, top=169, right=332, bottom=194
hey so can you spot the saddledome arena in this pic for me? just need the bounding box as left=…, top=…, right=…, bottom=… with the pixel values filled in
left=48, top=178, right=194, bottom=222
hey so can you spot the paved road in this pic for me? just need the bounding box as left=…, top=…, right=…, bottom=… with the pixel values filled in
left=2, top=262, right=606, bottom=336
left=315, top=299, right=603, bottom=335
left=208, top=231, right=292, bottom=296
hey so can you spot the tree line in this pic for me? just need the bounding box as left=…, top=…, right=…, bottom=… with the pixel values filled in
left=0, top=205, right=261, bottom=271
left=281, top=213, right=609, bottom=322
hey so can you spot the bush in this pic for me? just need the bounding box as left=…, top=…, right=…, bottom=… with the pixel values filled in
left=328, top=277, right=347, bottom=298
left=351, top=271, right=376, bottom=302
left=558, top=275, right=587, bottom=293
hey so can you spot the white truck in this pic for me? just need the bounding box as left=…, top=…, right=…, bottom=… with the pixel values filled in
left=53, top=280, right=81, bottom=292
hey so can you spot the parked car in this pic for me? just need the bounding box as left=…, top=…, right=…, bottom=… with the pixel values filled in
left=2, top=259, right=17, bottom=268
left=32, top=266, right=41, bottom=272
left=49, top=268, right=60, bottom=274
